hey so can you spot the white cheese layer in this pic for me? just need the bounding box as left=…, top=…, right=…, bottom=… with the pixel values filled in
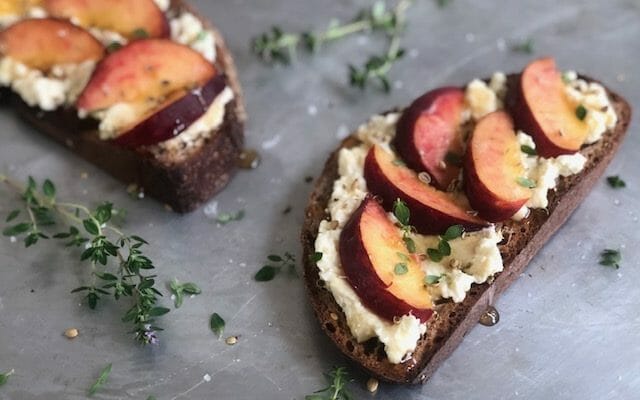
left=153, top=0, right=171, bottom=12
left=513, top=132, right=587, bottom=218
left=314, top=113, right=504, bottom=364
left=464, top=72, right=507, bottom=120
left=563, top=71, right=617, bottom=144
left=170, top=12, right=216, bottom=62
left=0, top=57, right=95, bottom=111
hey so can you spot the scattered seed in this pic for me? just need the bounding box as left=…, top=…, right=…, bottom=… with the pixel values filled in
left=330, top=312, right=338, bottom=321
left=418, top=172, right=432, bottom=184
left=366, top=377, right=379, bottom=393
left=225, top=336, right=238, bottom=345
left=438, top=160, right=447, bottom=169
left=64, top=328, right=79, bottom=339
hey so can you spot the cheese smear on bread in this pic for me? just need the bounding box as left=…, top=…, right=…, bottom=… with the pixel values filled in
left=316, top=71, right=618, bottom=364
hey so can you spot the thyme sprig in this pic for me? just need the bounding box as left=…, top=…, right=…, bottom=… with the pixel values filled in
left=426, top=225, right=464, bottom=262
left=305, top=366, right=353, bottom=400
left=393, top=198, right=416, bottom=253
left=1, top=175, right=168, bottom=345
left=0, top=369, right=14, bottom=387
left=599, top=249, right=621, bottom=269
left=255, top=252, right=297, bottom=281
left=252, top=0, right=413, bottom=92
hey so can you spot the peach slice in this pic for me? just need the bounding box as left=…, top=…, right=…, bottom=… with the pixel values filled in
left=510, top=57, right=589, bottom=157
left=113, top=74, right=227, bottom=147
left=339, top=197, right=434, bottom=323
left=44, top=0, right=168, bottom=39
left=0, top=18, right=104, bottom=70
left=77, top=39, right=216, bottom=113
left=364, top=145, right=487, bottom=235
left=464, top=111, right=531, bottom=222
left=393, top=87, right=466, bottom=190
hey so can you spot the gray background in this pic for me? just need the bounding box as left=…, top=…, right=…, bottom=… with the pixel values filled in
left=1, top=0, right=639, bottom=399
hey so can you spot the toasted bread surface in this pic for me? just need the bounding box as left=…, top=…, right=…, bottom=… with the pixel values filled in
left=301, top=75, right=631, bottom=383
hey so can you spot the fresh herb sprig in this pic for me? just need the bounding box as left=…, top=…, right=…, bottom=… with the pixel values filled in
left=255, top=252, right=297, bottom=281
left=0, top=369, right=14, bottom=387
left=607, top=175, right=626, bottom=189
left=169, top=279, right=201, bottom=308
left=215, top=210, right=245, bottom=225
left=1, top=175, right=168, bottom=345
left=210, top=313, right=225, bottom=338
left=252, top=0, right=413, bottom=92
left=88, top=363, right=112, bottom=397
left=426, top=225, right=463, bottom=262
left=305, top=367, right=353, bottom=400
left=511, top=38, right=534, bottom=54
left=599, top=249, right=621, bottom=269
left=393, top=199, right=416, bottom=253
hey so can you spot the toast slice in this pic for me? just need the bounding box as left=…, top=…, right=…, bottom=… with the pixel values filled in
left=301, top=74, right=631, bottom=384
left=1, top=0, right=245, bottom=213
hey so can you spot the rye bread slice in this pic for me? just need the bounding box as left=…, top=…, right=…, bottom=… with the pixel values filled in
left=3, top=0, right=245, bottom=213
left=301, top=74, right=631, bottom=384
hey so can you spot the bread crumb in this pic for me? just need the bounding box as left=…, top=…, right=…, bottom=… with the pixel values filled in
left=64, top=328, right=79, bottom=339
left=366, top=377, right=379, bottom=393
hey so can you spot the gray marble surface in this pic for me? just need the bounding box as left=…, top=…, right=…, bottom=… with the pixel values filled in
left=1, top=0, right=639, bottom=399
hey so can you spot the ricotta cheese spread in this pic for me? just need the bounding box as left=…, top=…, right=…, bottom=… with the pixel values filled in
left=0, top=57, right=95, bottom=111
left=170, top=12, right=216, bottom=62
left=314, top=113, right=503, bottom=364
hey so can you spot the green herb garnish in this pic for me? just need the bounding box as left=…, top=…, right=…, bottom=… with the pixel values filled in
left=575, top=104, right=587, bottom=121
left=516, top=176, right=537, bottom=189
left=393, top=199, right=417, bottom=254
left=311, top=251, right=323, bottom=263
left=520, top=145, right=537, bottom=156
left=436, top=0, right=452, bottom=7
left=106, top=41, right=123, bottom=53
left=132, top=28, right=149, bottom=39
left=168, top=280, right=201, bottom=308
left=426, top=225, right=463, bottom=262
left=444, top=151, right=462, bottom=167
left=305, top=366, right=353, bottom=400
left=607, top=175, right=626, bottom=189
left=215, top=210, right=245, bottom=225
left=88, top=363, right=112, bottom=397
left=599, top=249, right=621, bottom=269
left=255, top=252, right=296, bottom=282
left=1, top=175, right=168, bottom=345
left=424, top=274, right=445, bottom=285
left=511, top=38, right=534, bottom=54
left=210, top=313, right=225, bottom=338
left=253, top=1, right=413, bottom=92
left=0, top=369, right=14, bottom=387
left=394, top=263, right=408, bottom=275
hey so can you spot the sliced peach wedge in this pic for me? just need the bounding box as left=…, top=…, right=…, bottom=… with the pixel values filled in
left=464, top=111, right=531, bottom=222
left=113, top=74, right=227, bottom=148
left=393, top=87, right=466, bottom=190
left=77, top=39, right=216, bottom=113
left=509, top=57, right=589, bottom=157
left=339, top=197, right=434, bottom=323
left=364, top=145, right=487, bottom=235
left=0, top=18, right=104, bottom=70
left=44, top=0, right=169, bottom=39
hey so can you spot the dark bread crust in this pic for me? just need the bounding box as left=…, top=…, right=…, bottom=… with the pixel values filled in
left=301, top=74, right=631, bottom=384
left=2, top=0, right=245, bottom=213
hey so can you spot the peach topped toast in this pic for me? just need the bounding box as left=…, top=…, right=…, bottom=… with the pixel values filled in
left=303, top=57, right=629, bottom=383
left=0, top=0, right=245, bottom=212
